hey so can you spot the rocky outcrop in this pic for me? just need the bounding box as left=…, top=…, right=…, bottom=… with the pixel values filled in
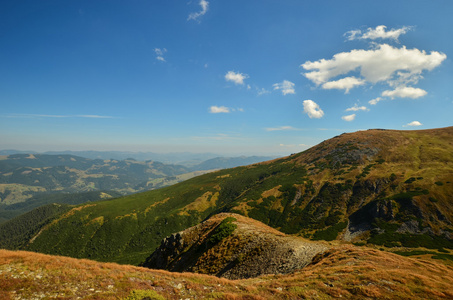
left=141, top=213, right=328, bottom=279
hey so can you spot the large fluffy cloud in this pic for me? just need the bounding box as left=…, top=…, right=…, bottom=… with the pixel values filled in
left=302, top=44, right=446, bottom=85
left=225, top=71, right=249, bottom=85
left=301, top=43, right=446, bottom=94
left=345, top=25, right=412, bottom=41
left=273, top=80, right=295, bottom=95
left=303, top=100, right=324, bottom=119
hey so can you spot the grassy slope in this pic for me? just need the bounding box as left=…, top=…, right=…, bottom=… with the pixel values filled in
left=141, top=213, right=328, bottom=279
left=1, top=246, right=453, bottom=299
left=7, top=127, right=453, bottom=265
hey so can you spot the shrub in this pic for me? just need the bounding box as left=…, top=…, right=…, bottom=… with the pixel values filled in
left=208, top=217, right=237, bottom=245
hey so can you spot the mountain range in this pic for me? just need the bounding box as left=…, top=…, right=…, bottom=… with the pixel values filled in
left=0, top=153, right=272, bottom=223
left=1, top=126, right=451, bottom=268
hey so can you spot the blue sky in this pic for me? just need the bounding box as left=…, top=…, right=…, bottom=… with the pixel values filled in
left=1, top=0, right=452, bottom=155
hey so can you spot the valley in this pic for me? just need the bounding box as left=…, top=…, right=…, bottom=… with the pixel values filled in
left=0, top=153, right=271, bottom=223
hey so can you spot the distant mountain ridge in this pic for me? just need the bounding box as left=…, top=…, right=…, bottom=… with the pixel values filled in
left=0, top=149, right=276, bottom=167
left=1, top=127, right=452, bottom=266
left=0, top=153, right=273, bottom=222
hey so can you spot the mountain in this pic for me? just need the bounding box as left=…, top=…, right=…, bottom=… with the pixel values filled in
left=1, top=245, right=453, bottom=299
left=1, top=127, right=452, bottom=265
left=0, top=191, right=121, bottom=224
left=141, top=213, right=328, bottom=279
left=0, top=154, right=193, bottom=204
left=0, top=153, right=273, bottom=223
left=190, top=155, right=275, bottom=171
left=0, top=153, right=210, bottom=223
left=1, top=149, right=275, bottom=166
left=41, top=150, right=222, bottom=166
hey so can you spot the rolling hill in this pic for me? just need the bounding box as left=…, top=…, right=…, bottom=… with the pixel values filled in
left=1, top=127, right=452, bottom=266
left=141, top=213, right=328, bottom=279
left=0, top=153, right=192, bottom=205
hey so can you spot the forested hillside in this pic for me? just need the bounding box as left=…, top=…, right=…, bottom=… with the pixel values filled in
left=1, top=127, right=452, bottom=266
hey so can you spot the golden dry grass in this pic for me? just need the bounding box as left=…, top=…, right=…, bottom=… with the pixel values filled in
left=2, top=243, right=453, bottom=299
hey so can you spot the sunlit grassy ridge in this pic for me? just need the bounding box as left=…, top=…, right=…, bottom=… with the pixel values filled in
left=2, top=127, right=452, bottom=265
left=1, top=246, right=453, bottom=299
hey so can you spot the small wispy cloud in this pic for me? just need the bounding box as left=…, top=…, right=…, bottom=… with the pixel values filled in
left=344, top=25, right=413, bottom=42
left=265, top=126, right=301, bottom=132
left=345, top=104, right=369, bottom=112
left=368, top=97, right=383, bottom=105
left=76, top=115, right=114, bottom=119
left=209, top=106, right=230, bottom=113
left=303, top=100, right=324, bottom=119
left=403, top=121, right=423, bottom=127
left=209, top=106, right=244, bottom=114
left=188, top=0, right=209, bottom=21
left=382, top=86, right=427, bottom=99
left=154, top=48, right=167, bottom=62
left=273, top=80, right=295, bottom=95
left=256, top=87, right=271, bottom=96
left=225, top=71, right=249, bottom=85
left=341, top=114, right=356, bottom=122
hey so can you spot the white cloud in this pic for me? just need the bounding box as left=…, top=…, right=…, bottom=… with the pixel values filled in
left=321, top=76, right=365, bottom=93
left=382, top=86, right=427, bottom=99
left=301, top=43, right=446, bottom=91
left=265, top=126, right=300, bottom=132
left=303, top=100, right=324, bottom=119
left=368, top=97, right=383, bottom=105
left=76, top=115, right=114, bottom=119
left=225, top=71, right=249, bottom=85
left=154, top=48, right=167, bottom=62
left=209, top=106, right=230, bottom=113
left=345, top=104, right=368, bottom=112
left=341, top=114, right=356, bottom=122
left=256, top=87, right=271, bottom=96
left=273, top=80, right=295, bottom=95
left=188, top=0, right=209, bottom=21
left=403, top=121, right=423, bottom=127
left=345, top=25, right=412, bottom=41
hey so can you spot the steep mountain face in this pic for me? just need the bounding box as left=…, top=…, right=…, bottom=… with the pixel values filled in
left=2, top=127, right=452, bottom=265
left=141, top=213, right=328, bottom=279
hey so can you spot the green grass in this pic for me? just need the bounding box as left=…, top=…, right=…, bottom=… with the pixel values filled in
left=393, top=250, right=453, bottom=261
left=208, top=217, right=237, bottom=245
left=312, top=222, right=347, bottom=241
